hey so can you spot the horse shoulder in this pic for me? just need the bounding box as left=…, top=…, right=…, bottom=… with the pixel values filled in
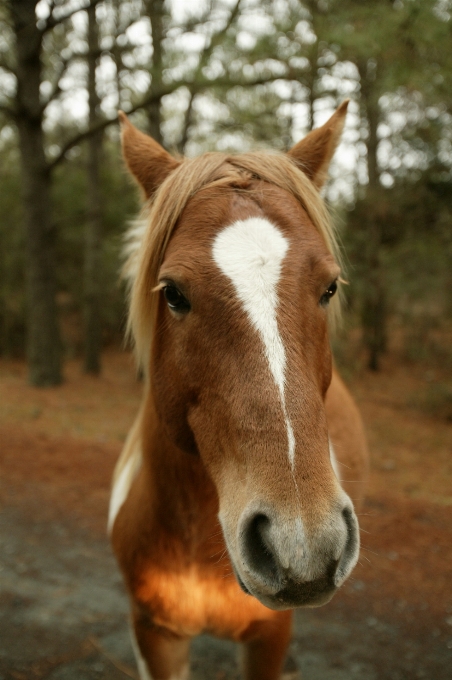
left=325, top=369, right=369, bottom=509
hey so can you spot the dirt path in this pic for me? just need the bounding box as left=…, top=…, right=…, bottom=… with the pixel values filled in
left=0, top=353, right=451, bottom=679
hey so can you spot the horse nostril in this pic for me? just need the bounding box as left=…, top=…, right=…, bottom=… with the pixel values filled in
left=242, top=513, right=280, bottom=586
left=335, top=505, right=360, bottom=586
left=342, top=506, right=359, bottom=559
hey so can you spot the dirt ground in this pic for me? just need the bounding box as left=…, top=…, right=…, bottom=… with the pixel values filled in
left=0, top=351, right=451, bottom=680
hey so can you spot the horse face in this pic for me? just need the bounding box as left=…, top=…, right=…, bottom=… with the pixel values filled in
left=120, top=101, right=360, bottom=609
left=151, top=183, right=359, bottom=610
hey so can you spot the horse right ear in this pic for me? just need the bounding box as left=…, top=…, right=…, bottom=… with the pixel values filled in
left=118, top=111, right=181, bottom=199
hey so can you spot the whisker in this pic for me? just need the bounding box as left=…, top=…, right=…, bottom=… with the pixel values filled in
left=211, top=549, right=229, bottom=564
left=206, top=529, right=224, bottom=540
left=360, top=545, right=379, bottom=556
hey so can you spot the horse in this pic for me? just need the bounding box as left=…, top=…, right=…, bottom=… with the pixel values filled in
left=109, top=100, right=369, bottom=680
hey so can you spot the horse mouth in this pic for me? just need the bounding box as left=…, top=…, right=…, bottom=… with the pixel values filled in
left=233, top=566, right=338, bottom=610
left=273, top=577, right=337, bottom=609
left=234, top=568, right=251, bottom=595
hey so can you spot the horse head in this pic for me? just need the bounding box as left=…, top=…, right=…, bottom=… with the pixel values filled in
left=119, top=102, right=360, bottom=611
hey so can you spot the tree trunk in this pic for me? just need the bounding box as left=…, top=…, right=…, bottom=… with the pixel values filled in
left=359, top=60, right=386, bottom=371
left=112, top=0, right=123, bottom=110
left=146, top=0, right=164, bottom=143
left=306, top=44, right=318, bottom=132
left=12, top=0, right=62, bottom=386
left=178, top=90, right=195, bottom=154
left=84, top=3, right=103, bottom=374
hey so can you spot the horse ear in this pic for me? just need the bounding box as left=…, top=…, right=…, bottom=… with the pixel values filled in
left=118, top=111, right=181, bottom=199
left=288, top=100, right=349, bottom=189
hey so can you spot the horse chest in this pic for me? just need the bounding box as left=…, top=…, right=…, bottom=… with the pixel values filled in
left=134, top=561, right=281, bottom=640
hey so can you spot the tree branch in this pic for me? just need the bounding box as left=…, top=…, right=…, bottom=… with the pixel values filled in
left=47, top=116, right=114, bottom=171
left=209, top=0, right=242, bottom=51
left=0, top=56, right=17, bottom=77
left=47, top=64, right=297, bottom=170
left=40, top=53, right=71, bottom=112
left=173, top=1, right=214, bottom=34
left=175, top=0, right=242, bottom=151
left=0, top=102, right=16, bottom=119
left=40, top=47, right=104, bottom=113
left=42, top=0, right=103, bottom=33
left=178, top=89, right=196, bottom=153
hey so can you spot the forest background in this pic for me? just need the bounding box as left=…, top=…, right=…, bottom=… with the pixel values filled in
left=1, top=3, right=452, bottom=677
left=1, top=0, right=452, bottom=399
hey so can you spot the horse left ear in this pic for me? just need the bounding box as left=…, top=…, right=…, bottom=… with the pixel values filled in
left=288, top=100, right=349, bottom=189
left=118, top=111, right=181, bottom=199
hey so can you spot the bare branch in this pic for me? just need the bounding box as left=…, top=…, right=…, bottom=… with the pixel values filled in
left=47, top=63, right=297, bottom=171
left=47, top=116, right=114, bottom=171
left=110, top=6, right=146, bottom=44
left=40, top=53, right=71, bottom=112
left=206, top=0, right=242, bottom=55
left=47, top=0, right=58, bottom=16
left=175, top=0, right=242, bottom=151
left=178, top=89, right=196, bottom=153
left=108, top=40, right=144, bottom=57
left=173, top=0, right=214, bottom=34
left=40, top=47, right=103, bottom=113
left=42, top=0, right=103, bottom=33
left=0, top=102, right=16, bottom=119
left=0, top=57, right=16, bottom=77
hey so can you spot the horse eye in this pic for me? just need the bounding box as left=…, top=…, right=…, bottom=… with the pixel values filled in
left=163, top=285, right=191, bottom=313
left=320, top=280, right=338, bottom=307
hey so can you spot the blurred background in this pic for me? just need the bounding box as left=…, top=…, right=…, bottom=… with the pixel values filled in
left=0, top=1, right=451, bottom=679
left=1, top=0, right=452, bottom=382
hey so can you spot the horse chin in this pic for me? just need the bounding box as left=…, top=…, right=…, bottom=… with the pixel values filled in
left=234, top=569, right=338, bottom=611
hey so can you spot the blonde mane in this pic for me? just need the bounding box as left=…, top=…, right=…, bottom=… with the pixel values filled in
left=124, top=151, right=342, bottom=370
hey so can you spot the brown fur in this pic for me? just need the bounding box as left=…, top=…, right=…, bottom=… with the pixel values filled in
left=110, top=103, right=368, bottom=680
left=288, top=100, right=349, bottom=189
left=124, top=149, right=342, bottom=373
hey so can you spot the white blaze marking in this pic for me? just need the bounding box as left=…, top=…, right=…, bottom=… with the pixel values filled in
left=212, top=217, right=295, bottom=465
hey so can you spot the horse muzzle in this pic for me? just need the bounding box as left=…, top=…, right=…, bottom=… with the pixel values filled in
left=225, top=496, right=360, bottom=610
